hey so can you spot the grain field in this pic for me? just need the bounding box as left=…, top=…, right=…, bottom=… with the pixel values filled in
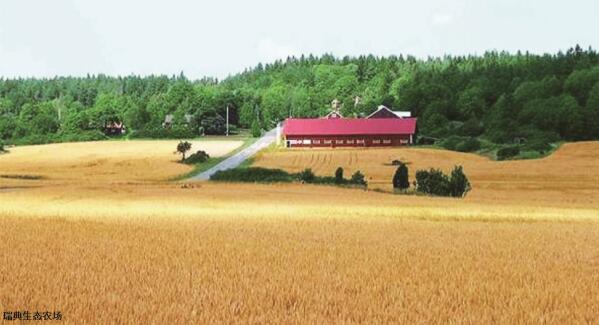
left=1, top=141, right=599, bottom=323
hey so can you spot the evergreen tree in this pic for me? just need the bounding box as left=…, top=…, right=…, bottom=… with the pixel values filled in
left=392, top=163, right=410, bottom=190
left=334, top=167, right=344, bottom=184
left=448, top=166, right=471, bottom=198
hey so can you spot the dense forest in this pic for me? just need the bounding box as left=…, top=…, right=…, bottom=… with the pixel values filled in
left=2, top=45, right=599, bottom=154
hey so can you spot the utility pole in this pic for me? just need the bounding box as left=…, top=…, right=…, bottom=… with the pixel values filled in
left=226, top=104, right=229, bottom=136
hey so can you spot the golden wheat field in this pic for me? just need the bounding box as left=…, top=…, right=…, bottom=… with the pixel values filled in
left=1, top=140, right=599, bottom=323
left=0, top=139, right=243, bottom=185
left=253, top=142, right=599, bottom=208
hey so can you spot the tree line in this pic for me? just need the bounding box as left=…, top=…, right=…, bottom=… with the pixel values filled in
left=2, top=45, right=599, bottom=150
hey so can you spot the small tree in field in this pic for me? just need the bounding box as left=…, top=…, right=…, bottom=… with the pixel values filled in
left=176, top=141, right=192, bottom=161
left=334, top=167, right=344, bottom=184
left=393, top=163, right=410, bottom=190
left=350, top=170, right=367, bottom=186
left=449, top=165, right=471, bottom=197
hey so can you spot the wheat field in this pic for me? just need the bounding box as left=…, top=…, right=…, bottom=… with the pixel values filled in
left=253, top=142, right=599, bottom=208
left=1, top=141, right=599, bottom=323
left=0, top=139, right=242, bottom=185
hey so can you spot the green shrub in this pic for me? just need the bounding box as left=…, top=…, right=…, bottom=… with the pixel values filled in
left=415, top=166, right=471, bottom=198
left=211, top=166, right=368, bottom=188
left=211, top=167, right=294, bottom=183
left=0, top=140, right=4, bottom=152
left=496, top=146, right=520, bottom=160
left=440, top=135, right=462, bottom=151
left=183, top=150, right=210, bottom=164
left=334, top=167, right=344, bottom=184
left=523, top=137, right=552, bottom=153
left=393, top=163, right=410, bottom=190
left=448, top=166, right=471, bottom=197
left=316, top=176, right=337, bottom=184
left=298, top=168, right=316, bottom=183
left=350, top=170, right=367, bottom=186
left=415, top=169, right=450, bottom=196
left=251, top=120, right=262, bottom=138
left=441, top=135, right=481, bottom=152
left=455, top=137, right=481, bottom=152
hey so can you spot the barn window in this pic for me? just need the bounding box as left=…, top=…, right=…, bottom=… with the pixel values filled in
left=356, top=139, right=365, bottom=144
left=373, top=140, right=381, bottom=144
left=313, top=140, right=321, bottom=144
left=383, top=139, right=391, bottom=144
left=336, top=140, right=343, bottom=144
left=400, top=139, right=408, bottom=144
left=303, top=139, right=312, bottom=145
left=324, top=140, right=332, bottom=144
left=347, top=140, right=355, bottom=144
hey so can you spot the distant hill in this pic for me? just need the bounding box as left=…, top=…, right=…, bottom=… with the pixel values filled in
left=1, top=45, right=599, bottom=153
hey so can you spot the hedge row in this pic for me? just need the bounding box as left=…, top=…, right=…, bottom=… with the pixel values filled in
left=210, top=167, right=367, bottom=187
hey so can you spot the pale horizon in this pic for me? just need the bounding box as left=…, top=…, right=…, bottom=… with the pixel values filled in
left=1, top=0, right=597, bottom=80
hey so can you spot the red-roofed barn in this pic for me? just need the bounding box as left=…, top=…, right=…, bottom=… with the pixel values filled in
left=282, top=117, right=417, bottom=148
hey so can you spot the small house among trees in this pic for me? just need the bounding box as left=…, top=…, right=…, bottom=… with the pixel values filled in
left=162, top=114, right=193, bottom=128
left=103, top=121, right=125, bottom=135
left=366, top=105, right=412, bottom=119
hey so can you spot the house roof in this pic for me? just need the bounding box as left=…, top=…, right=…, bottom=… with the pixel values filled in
left=366, top=105, right=411, bottom=119
left=164, top=113, right=193, bottom=124
left=324, top=111, right=343, bottom=118
left=392, top=111, right=411, bottom=118
left=283, top=118, right=417, bottom=136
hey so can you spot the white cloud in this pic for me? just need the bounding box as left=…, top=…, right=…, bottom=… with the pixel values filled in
left=432, top=12, right=454, bottom=25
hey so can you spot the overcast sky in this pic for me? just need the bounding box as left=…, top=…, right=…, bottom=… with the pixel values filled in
left=0, top=0, right=597, bottom=80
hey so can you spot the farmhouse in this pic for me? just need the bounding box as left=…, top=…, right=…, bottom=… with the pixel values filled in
left=103, top=121, right=125, bottom=135
left=282, top=112, right=417, bottom=148
left=163, top=114, right=193, bottom=128
left=367, top=105, right=411, bottom=119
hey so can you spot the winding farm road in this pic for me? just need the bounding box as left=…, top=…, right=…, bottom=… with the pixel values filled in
left=189, top=128, right=277, bottom=181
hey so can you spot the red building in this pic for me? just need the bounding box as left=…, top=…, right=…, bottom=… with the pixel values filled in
left=282, top=117, right=417, bottom=148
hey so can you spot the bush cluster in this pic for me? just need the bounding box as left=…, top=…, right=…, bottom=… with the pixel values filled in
left=496, top=146, right=520, bottom=160
left=298, top=168, right=316, bottom=183
left=251, top=121, right=262, bottom=138
left=183, top=150, right=210, bottom=164
left=211, top=166, right=368, bottom=187
left=349, top=171, right=367, bottom=186
left=211, top=167, right=295, bottom=183
left=440, top=136, right=481, bottom=152
left=415, top=166, right=471, bottom=197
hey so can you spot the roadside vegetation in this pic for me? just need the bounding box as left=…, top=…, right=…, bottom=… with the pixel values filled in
left=171, top=136, right=257, bottom=181
left=211, top=166, right=368, bottom=188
